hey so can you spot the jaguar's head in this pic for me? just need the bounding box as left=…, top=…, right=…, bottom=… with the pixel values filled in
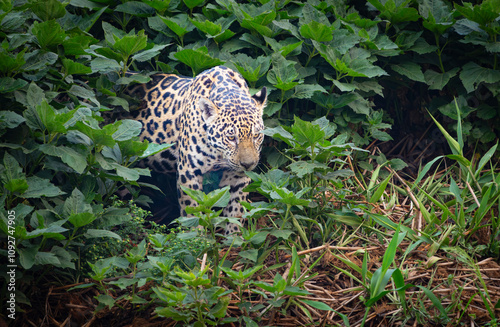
left=200, top=87, right=267, bottom=171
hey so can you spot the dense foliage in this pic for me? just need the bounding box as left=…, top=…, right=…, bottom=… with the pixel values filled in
left=1, top=0, right=499, bottom=325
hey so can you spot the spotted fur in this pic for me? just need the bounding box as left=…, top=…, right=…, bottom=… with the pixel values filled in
left=121, top=66, right=267, bottom=234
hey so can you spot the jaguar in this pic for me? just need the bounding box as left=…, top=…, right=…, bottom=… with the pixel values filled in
left=120, top=66, right=267, bottom=234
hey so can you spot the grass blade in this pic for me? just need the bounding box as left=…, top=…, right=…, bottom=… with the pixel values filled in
left=381, top=224, right=403, bottom=272
left=475, top=142, right=498, bottom=178
left=300, top=300, right=350, bottom=326
left=412, top=156, right=444, bottom=190
left=417, top=285, right=449, bottom=322
left=427, top=109, right=461, bottom=155
left=369, top=173, right=392, bottom=203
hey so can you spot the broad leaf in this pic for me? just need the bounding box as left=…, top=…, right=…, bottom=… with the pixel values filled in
left=391, top=62, right=425, bottom=83
left=267, top=54, right=299, bottom=91
left=459, top=62, right=500, bottom=93
left=24, top=176, right=65, bottom=198
left=174, top=47, right=224, bottom=75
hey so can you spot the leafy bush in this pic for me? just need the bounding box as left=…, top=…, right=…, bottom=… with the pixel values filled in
left=1, top=0, right=500, bottom=324
left=0, top=0, right=171, bottom=305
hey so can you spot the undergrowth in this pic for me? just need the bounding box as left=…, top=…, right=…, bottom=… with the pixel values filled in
left=1, top=0, right=500, bottom=325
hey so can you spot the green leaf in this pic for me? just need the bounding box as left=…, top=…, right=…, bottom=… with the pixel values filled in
left=115, top=1, right=155, bottom=17
left=454, top=1, right=499, bottom=26
left=331, top=79, right=357, bottom=92
left=299, top=21, right=334, bottom=42
left=112, top=30, right=148, bottom=58
left=160, top=14, right=195, bottom=38
left=62, top=58, right=92, bottom=75
left=32, top=20, right=66, bottom=50
left=63, top=35, right=98, bottom=55
left=459, top=62, right=500, bottom=93
left=183, top=0, right=204, bottom=9
left=112, top=120, right=142, bottom=141
left=23, top=176, right=65, bottom=198
left=35, top=251, right=60, bottom=266
left=293, top=84, right=327, bottom=99
left=253, top=280, right=275, bottom=292
left=68, top=212, right=96, bottom=228
left=369, top=173, right=392, bottom=203
left=139, top=143, right=173, bottom=158
left=210, top=296, right=230, bottom=318
left=428, top=110, right=462, bottom=156
left=96, top=294, right=115, bottom=309
left=63, top=188, right=92, bottom=216
left=417, top=285, right=449, bottom=322
left=30, top=0, right=67, bottom=21
left=69, top=85, right=99, bottom=106
left=270, top=229, right=294, bottom=240
left=24, top=224, right=67, bottom=240
left=90, top=57, right=122, bottom=73
left=84, top=229, right=122, bottom=240
left=283, top=286, right=311, bottom=296
left=300, top=300, right=334, bottom=311
left=36, top=100, right=69, bottom=133
left=155, top=307, right=190, bottom=321
left=0, top=78, right=28, bottom=93
left=0, top=0, right=11, bottom=11
left=190, top=15, right=221, bottom=35
left=419, top=0, right=454, bottom=34
left=424, top=68, right=460, bottom=90
left=174, top=47, right=224, bottom=75
left=368, top=0, right=420, bottom=24
left=240, top=15, right=275, bottom=38
left=315, top=43, right=387, bottom=78
left=475, top=142, right=498, bottom=177
left=391, top=62, right=425, bottom=83
left=0, top=111, right=25, bottom=129
left=23, top=50, right=58, bottom=72
left=301, top=3, right=330, bottom=25
left=39, top=144, right=87, bottom=174
left=288, top=161, right=329, bottom=178
left=18, top=246, right=39, bottom=269
left=94, top=47, right=123, bottom=64
left=371, top=130, right=393, bottom=141
left=330, top=29, right=362, bottom=55
left=1, top=153, right=28, bottom=194
left=291, top=116, right=325, bottom=146
left=267, top=54, right=299, bottom=91
left=0, top=49, right=26, bottom=75
left=238, top=249, right=259, bottom=263
left=231, top=54, right=271, bottom=83
left=3, top=178, right=28, bottom=194
left=73, top=121, right=115, bottom=147
left=446, top=154, right=471, bottom=169
left=115, top=165, right=142, bottom=181
left=132, top=44, right=169, bottom=62
left=382, top=225, right=404, bottom=273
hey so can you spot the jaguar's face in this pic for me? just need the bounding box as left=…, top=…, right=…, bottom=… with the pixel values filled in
left=200, top=87, right=267, bottom=171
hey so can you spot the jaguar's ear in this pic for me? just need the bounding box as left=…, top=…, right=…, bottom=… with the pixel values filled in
left=199, top=97, right=219, bottom=123
left=252, top=86, right=267, bottom=111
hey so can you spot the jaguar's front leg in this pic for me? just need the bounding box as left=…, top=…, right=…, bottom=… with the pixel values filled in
left=219, top=170, right=251, bottom=235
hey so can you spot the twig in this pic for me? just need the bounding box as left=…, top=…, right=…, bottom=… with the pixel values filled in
left=347, top=156, right=366, bottom=191
left=465, top=180, right=481, bottom=207
left=283, top=244, right=380, bottom=259
left=200, top=252, right=207, bottom=271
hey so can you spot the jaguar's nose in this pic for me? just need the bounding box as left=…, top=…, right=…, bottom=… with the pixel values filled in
left=240, top=160, right=256, bottom=171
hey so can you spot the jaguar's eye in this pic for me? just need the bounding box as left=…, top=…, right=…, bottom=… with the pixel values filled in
left=227, top=135, right=236, bottom=142
left=254, top=133, right=260, bottom=139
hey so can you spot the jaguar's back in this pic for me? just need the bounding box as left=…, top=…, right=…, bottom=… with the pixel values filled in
left=120, top=73, right=192, bottom=172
